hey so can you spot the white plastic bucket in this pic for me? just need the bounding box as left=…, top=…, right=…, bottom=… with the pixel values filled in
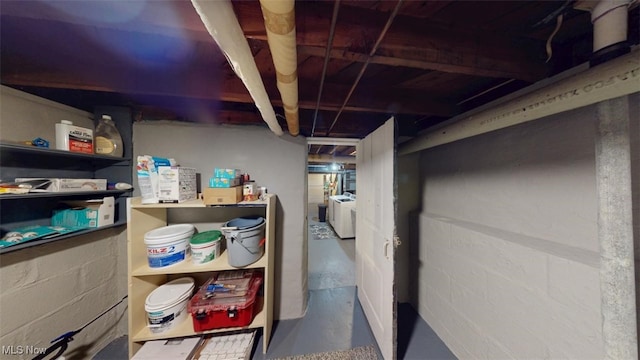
left=145, top=277, right=195, bottom=334
left=190, top=230, right=222, bottom=265
left=144, top=224, right=195, bottom=268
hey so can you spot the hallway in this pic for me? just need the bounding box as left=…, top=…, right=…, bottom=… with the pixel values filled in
left=307, top=204, right=356, bottom=290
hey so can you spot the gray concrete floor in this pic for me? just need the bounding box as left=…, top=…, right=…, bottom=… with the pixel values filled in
left=307, top=205, right=355, bottom=290
left=93, top=207, right=455, bottom=359
left=251, top=286, right=379, bottom=359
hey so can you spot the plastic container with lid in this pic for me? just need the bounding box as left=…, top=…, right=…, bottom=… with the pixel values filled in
left=190, top=230, right=222, bottom=265
left=144, top=224, right=195, bottom=268
left=55, top=120, right=93, bottom=154
left=188, top=270, right=263, bottom=331
left=145, top=277, right=195, bottom=334
left=95, top=114, right=124, bottom=157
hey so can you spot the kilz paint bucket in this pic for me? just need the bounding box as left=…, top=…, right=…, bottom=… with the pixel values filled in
left=144, top=224, right=195, bottom=268
left=145, top=277, right=194, bottom=334
left=190, top=230, right=222, bottom=265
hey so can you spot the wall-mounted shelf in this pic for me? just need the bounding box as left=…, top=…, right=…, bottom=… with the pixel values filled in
left=0, top=106, right=133, bottom=254
left=0, top=220, right=127, bottom=255
left=0, top=142, right=131, bottom=166
left=0, top=189, right=131, bottom=200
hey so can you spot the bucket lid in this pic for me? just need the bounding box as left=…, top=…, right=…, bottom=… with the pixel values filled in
left=190, top=230, right=221, bottom=245
left=145, top=277, right=195, bottom=311
left=224, top=217, right=265, bottom=230
left=145, top=224, right=195, bottom=242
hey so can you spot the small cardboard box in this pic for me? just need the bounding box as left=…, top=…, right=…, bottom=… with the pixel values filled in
left=51, top=196, right=115, bottom=228
left=131, top=337, right=201, bottom=360
left=157, top=166, right=197, bottom=203
left=203, top=186, right=242, bottom=205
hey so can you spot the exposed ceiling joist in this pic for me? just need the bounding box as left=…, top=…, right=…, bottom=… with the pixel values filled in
left=236, top=1, right=547, bottom=82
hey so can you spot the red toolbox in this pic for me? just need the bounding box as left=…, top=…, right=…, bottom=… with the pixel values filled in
left=188, top=270, right=263, bottom=332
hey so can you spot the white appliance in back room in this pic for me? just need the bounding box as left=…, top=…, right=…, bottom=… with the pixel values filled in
left=328, top=192, right=356, bottom=239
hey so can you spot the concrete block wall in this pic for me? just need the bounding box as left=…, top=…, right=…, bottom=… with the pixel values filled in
left=308, top=173, right=325, bottom=206
left=0, top=228, right=127, bottom=359
left=133, top=120, right=309, bottom=320
left=630, top=93, right=640, bottom=354
left=412, top=105, right=606, bottom=358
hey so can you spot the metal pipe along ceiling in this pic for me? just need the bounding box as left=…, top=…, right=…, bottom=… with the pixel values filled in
left=191, top=0, right=284, bottom=136
left=311, top=0, right=341, bottom=138
left=326, top=0, right=404, bottom=136
left=260, top=0, right=300, bottom=136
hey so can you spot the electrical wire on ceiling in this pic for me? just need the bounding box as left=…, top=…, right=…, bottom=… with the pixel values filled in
left=546, top=14, right=564, bottom=62
left=310, top=0, right=341, bottom=139
left=325, top=0, right=404, bottom=136
left=531, top=0, right=575, bottom=63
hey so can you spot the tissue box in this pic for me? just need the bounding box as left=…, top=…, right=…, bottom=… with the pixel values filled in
left=157, top=166, right=197, bottom=203
left=209, top=177, right=240, bottom=188
left=51, top=197, right=115, bottom=228
left=213, top=168, right=240, bottom=179
left=202, top=187, right=242, bottom=205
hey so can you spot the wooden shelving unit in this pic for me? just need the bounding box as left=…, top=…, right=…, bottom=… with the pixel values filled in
left=127, top=195, right=276, bottom=358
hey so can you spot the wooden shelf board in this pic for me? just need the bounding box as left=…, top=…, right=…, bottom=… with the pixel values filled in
left=131, top=251, right=267, bottom=276
left=131, top=305, right=265, bottom=342
left=129, top=194, right=274, bottom=209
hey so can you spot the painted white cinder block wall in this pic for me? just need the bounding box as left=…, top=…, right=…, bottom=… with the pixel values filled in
left=0, top=87, right=128, bottom=359
left=132, top=120, right=308, bottom=319
left=413, top=105, right=607, bottom=358
left=308, top=173, right=325, bottom=206
left=630, top=94, right=640, bottom=355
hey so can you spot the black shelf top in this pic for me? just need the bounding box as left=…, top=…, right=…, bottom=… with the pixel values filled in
left=0, top=142, right=131, bottom=165
left=0, top=189, right=131, bottom=200
left=0, top=220, right=127, bottom=254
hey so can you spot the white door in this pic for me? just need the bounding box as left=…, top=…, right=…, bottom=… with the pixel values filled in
left=356, top=118, right=396, bottom=359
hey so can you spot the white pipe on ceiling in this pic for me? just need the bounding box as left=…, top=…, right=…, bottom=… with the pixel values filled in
left=307, top=137, right=360, bottom=146
left=591, top=0, right=631, bottom=52
left=398, top=48, right=640, bottom=155
left=191, top=0, right=283, bottom=136
left=259, top=0, right=300, bottom=136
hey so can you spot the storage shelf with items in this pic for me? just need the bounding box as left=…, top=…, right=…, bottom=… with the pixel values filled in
left=0, top=138, right=132, bottom=254
left=127, top=194, right=276, bottom=358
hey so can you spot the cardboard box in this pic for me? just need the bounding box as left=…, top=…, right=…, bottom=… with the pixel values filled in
left=51, top=196, right=115, bottom=228
left=157, top=166, right=197, bottom=203
left=203, top=186, right=242, bottom=205
left=131, top=337, right=202, bottom=360
left=15, top=178, right=107, bottom=192
left=213, top=168, right=240, bottom=179
left=209, top=177, right=240, bottom=188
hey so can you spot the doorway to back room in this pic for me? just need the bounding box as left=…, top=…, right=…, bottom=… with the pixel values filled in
left=306, top=139, right=358, bottom=291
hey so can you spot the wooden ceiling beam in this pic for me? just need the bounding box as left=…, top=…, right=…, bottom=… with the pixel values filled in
left=2, top=59, right=455, bottom=117
left=298, top=45, right=535, bottom=81
left=234, top=1, right=546, bottom=82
